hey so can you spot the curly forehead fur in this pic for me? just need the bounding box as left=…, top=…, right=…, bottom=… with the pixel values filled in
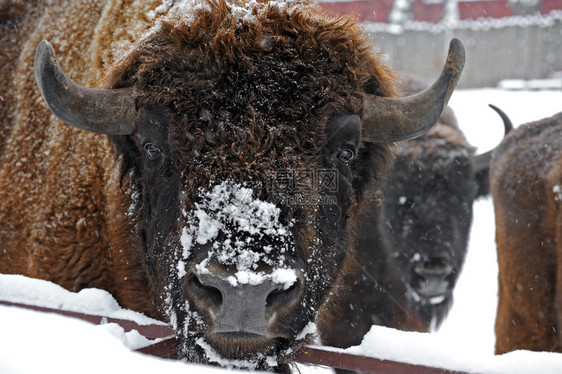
left=105, top=0, right=396, bottom=190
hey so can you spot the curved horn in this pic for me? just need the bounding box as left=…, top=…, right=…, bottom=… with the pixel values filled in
left=34, top=40, right=136, bottom=135
left=362, top=38, right=465, bottom=143
left=488, top=103, right=514, bottom=135
left=473, top=104, right=514, bottom=172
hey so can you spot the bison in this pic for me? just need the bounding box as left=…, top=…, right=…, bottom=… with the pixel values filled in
left=380, top=102, right=513, bottom=330
left=320, top=100, right=512, bottom=351
left=491, top=109, right=562, bottom=354
left=0, top=0, right=464, bottom=370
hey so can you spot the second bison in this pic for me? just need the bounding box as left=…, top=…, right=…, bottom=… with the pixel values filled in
left=321, top=97, right=511, bottom=351
left=492, top=110, right=562, bottom=354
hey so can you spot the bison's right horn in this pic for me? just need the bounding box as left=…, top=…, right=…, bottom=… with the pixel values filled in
left=34, top=40, right=136, bottom=135
left=362, top=38, right=465, bottom=143
left=473, top=104, right=514, bottom=173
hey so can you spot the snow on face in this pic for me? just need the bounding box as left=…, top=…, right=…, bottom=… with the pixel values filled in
left=180, top=181, right=296, bottom=286
left=196, top=337, right=277, bottom=370
left=225, top=268, right=297, bottom=290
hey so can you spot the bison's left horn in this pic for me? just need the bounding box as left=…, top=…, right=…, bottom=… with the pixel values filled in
left=362, top=38, right=465, bottom=143
left=34, top=40, right=136, bottom=135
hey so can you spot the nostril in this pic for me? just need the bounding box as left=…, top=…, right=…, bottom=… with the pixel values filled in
left=414, top=257, right=454, bottom=279
left=189, top=275, right=223, bottom=307
left=266, top=280, right=300, bottom=311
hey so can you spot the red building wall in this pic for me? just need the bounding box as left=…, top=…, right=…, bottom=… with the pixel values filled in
left=413, top=0, right=444, bottom=23
left=318, top=0, right=562, bottom=23
left=542, top=0, right=562, bottom=14
left=458, top=0, right=512, bottom=20
left=319, top=0, right=395, bottom=23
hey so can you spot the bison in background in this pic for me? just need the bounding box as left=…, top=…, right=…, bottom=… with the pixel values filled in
left=491, top=109, right=562, bottom=354
left=386, top=102, right=511, bottom=329
left=0, top=0, right=465, bottom=371
left=320, top=92, right=511, bottom=354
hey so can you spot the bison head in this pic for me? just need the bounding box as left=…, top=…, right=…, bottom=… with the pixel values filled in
left=381, top=102, right=511, bottom=329
left=382, top=122, right=476, bottom=328
left=34, top=0, right=464, bottom=370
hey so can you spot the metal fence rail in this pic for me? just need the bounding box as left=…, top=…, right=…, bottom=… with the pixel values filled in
left=0, top=299, right=474, bottom=374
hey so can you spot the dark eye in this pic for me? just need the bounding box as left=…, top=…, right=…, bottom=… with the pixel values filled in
left=144, top=143, right=161, bottom=159
left=337, top=149, right=355, bottom=164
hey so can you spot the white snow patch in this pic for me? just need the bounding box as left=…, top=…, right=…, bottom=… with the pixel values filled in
left=0, top=303, right=244, bottom=374
left=194, top=209, right=221, bottom=245
left=127, top=189, right=141, bottom=218
left=196, top=337, right=277, bottom=369
left=183, top=181, right=294, bottom=272
left=0, top=274, right=162, bottom=326
left=338, top=324, right=562, bottom=374
left=177, top=259, right=187, bottom=278
left=296, top=321, right=319, bottom=341
left=180, top=226, right=192, bottom=258
left=498, top=78, right=562, bottom=91
left=225, top=268, right=297, bottom=289
left=270, top=268, right=298, bottom=290
left=148, top=0, right=301, bottom=27
left=147, top=0, right=175, bottom=20
left=98, top=322, right=159, bottom=350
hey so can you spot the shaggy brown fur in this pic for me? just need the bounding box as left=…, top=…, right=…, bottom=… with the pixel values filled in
left=491, top=111, right=562, bottom=354
left=103, top=2, right=395, bottom=204
left=0, top=1, right=36, bottom=151
left=1, top=0, right=406, bottom=369
left=0, top=0, right=164, bottom=317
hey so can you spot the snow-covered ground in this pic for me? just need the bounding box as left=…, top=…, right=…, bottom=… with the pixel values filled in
left=1, top=87, right=562, bottom=373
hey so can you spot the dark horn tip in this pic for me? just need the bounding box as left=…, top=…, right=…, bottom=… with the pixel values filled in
left=447, top=38, right=466, bottom=73
left=488, top=104, right=514, bottom=135
left=34, top=40, right=54, bottom=83
left=37, top=39, right=54, bottom=53
left=35, top=40, right=53, bottom=57
left=34, top=39, right=66, bottom=120
left=34, top=40, right=56, bottom=73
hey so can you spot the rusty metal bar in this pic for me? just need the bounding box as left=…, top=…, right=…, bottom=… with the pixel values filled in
left=137, top=337, right=179, bottom=359
left=0, top=299, right=474, bottom=374
left=135, top=338, right=471, bottom=374
left=295, top=346, right=469, bottom=374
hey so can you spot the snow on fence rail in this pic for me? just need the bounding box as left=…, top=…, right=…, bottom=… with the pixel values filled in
left=0, top=299, right=471, bottom=374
